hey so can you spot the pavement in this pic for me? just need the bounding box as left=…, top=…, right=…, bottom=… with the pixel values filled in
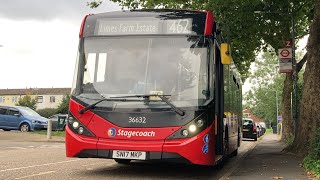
left=223, top=133, right=311, bottom=180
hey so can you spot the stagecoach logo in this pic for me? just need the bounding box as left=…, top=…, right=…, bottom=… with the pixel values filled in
left=203, top=134, right=209, bottom=143
left=202, top=144, right=209, bottom=154
left=107, top=127, right=156, bottom=138
left=202, top=134, right=209, bottom=154
left=108, top=128, right=116, bottom=137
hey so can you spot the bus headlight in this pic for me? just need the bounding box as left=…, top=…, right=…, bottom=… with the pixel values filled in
left=196, top=119, right=204, bottom=127
left=181, top=129, right=189, bottom=137
left=188, top=124, right=197, bottom=132
left=78, top=126, right=84, bottom=134
left=167, top=113, right=208, bottom=139
left=67, top=113, right=95, bottom=137
left=72, top=122, right=79, bottom=129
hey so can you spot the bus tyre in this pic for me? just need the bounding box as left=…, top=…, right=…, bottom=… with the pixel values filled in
left=114, top=159, right=131, bottom=164
left=20, top=123, right=30, bottom=132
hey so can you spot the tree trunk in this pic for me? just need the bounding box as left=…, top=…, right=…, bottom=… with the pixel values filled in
left=294, top=0, right=320, bottom=152
left=281, top=74, right=294, bottom=141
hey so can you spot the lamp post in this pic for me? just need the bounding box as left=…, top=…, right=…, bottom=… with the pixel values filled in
left=275, top=90, right=279, bottom=134
left=254, top=10, right=297, bottom=137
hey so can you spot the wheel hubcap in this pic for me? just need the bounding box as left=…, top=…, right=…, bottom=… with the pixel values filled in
left=21, top=125, right=29, bottom=132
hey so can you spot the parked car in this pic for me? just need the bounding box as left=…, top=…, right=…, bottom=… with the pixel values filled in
left=0, top=106, right=48, bottom=132
left=242, top=118, right=258, bottom=141
left=258, top=122, right=266, bottom=135
left=255, top=123, right=262, bottom=137
left=48, top=114, right=68, bottom=131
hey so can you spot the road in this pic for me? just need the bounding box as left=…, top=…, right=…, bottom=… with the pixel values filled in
left=0, top=130, right=255, bottom=180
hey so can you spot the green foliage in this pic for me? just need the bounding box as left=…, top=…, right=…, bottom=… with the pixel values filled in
left=16, top=95, right=37, bottom=110
left=56, top=94, right=70, bottom=114
left=304, top=128, right=320, bottom=179
left=244, top=48, right=284, bottom=125
left=87, top=0, right=102, bottom=8
left=87, top=0, right=313, bottom=79
left=37, top=108, right=58, bottom=118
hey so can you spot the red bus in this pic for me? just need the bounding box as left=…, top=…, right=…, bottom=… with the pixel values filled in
left=66, top=9, right=242, bottom=166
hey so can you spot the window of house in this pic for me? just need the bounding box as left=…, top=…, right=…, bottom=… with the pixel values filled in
left=243, top=113, right=250, bottom=118
left=50, top=96, right=55, bottom=103
left=0, top=97, right=2, bottom=103
left=37, top=96, right=43, bottom=103
left=12, top=97, right=18, bottom=103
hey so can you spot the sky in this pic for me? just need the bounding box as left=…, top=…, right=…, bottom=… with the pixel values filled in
left=0, top=0, right=121, bottom=89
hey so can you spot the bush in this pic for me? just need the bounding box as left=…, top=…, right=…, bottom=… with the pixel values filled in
left=37, top=108, right=58, bottom=118
left=56, top=94, right=70, bottom=114
left=304, top=128, right=320, bottom=179
left=16, top=95, right=37, bottom=110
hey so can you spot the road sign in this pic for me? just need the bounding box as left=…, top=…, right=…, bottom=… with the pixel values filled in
left=284, top=40, right=293, bottom=47
left=278, top=47, right=293, bottom=73
left=278, top=48, right=292, bottom=59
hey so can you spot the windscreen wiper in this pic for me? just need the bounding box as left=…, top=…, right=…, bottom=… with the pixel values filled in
left=78, top=97, right=129, bottom=114
left=79, top=94, right=185, bottom=116
left=112, top=94, right=185, bottom=116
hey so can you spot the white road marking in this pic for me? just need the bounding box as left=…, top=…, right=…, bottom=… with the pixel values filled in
left=5, top=145, right=63, bottom=150
left=7, top=147, right=27, bottom=150
left=82, top=162, right=109, bottom=167
left=0, top=159, right=80, bottom=172
left=15, top=171, right=55, bottom=179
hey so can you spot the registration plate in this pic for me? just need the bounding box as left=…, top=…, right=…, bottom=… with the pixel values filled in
left=242, top=129, right=249, bottom=132
left=112, top=150, right=146, bottom=160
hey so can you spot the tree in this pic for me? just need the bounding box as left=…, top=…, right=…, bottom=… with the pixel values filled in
left=294, top=0, right=320, bottom=152
left=16, top=95, right=37, bottom=110
left=244, top=48, right=284, bottom=127
left=56, top=94, right=70, bottom=114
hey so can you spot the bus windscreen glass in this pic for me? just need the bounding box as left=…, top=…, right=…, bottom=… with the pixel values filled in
left=72, top=36, right=210, bottom=109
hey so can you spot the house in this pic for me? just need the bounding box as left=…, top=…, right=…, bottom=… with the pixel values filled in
left=0, top=88, right=71, bottom=110
left=243, top=109, right=265, bottom=123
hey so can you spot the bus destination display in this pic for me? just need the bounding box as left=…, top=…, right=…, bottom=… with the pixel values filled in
left=96, top=18, right=193, bottom=35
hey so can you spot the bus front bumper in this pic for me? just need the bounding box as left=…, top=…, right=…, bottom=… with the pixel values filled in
left=66, top=126, right=215, bottom=166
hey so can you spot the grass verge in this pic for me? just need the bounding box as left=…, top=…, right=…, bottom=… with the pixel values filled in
left=266, top=128, right=273, bottom=134
left=32, top=130, right=65, bottom=137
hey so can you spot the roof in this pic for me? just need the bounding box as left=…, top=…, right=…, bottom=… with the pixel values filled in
left=243, top=109, right=265, bottom=123
left=0, top=88, right=71, bottom=96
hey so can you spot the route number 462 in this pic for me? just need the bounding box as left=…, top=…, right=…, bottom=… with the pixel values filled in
left=168, top=19, right=192, bottom=34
